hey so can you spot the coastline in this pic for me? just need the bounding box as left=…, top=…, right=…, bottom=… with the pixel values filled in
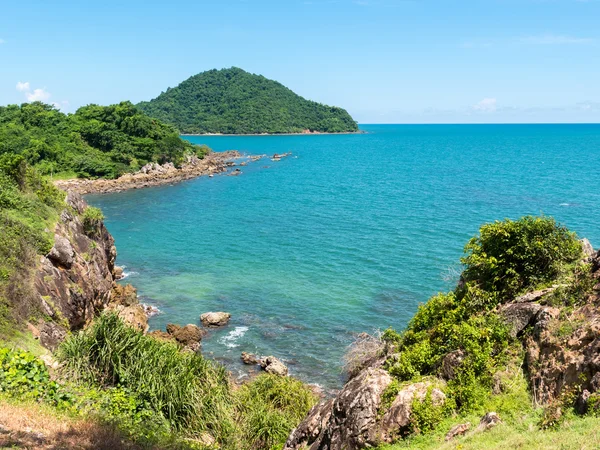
left=54, top=150, right=243, bottom=195
left=181, top=130, right=365, bottom=137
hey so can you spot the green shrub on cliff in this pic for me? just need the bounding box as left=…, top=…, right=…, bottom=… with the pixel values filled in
left=460, top=216, right=582, bottom=305
left=383, top=216, right=584, bottom=418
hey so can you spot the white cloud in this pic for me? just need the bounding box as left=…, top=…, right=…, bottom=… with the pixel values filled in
left=16, top=81, right=30, bottom=92
left=52, top=100, right=70, bottom=111
left=520, top=34, right=594, bottom=45
left=473, top=98, right=497, bottom=113
left=26, top=88, right=51, bottom=102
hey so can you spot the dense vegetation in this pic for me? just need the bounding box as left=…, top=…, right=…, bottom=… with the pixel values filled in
left=0, top=159, right=64, bottom=336
left=137, top=67, right=359, bottom=134
left=0, top=101, right=208, bottom=179
left=0, top=314, right=317, bottom=449
left=379, top=216, right=589, bottom=442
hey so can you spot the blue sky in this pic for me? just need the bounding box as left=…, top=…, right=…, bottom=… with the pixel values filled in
left=1, top=0, right=599, bottom=123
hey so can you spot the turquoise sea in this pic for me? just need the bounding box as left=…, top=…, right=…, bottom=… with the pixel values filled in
left=87, top=124, right=600, bottom=390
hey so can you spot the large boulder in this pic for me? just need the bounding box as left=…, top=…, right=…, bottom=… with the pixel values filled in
left=46, top=235, right=75, bottom=268
left=285, top=367, right=392, bottom=450
left=499, top=302, right=542, bottom=337
left=200, top=311, right=231, bottom=327
left=172, top=324, right=206, bottom=347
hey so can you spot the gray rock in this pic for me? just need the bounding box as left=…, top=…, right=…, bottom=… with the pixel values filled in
left=440, top=349, right=465, bottom=380
left=39, top=322, right=67, bottom=351
left=285, top=367, right=392, bottom=450
left=581, top=238, right=595, bottom=259
left=477, top=412, right=501, bottom=431
left=66, top=190, right=86, bottom=214
left=241, top=352, right=262, bottom=365
left=47, top=235, right=75, bottom=268
left=500, top=302, right=542, bottom=337
left=200, top=311, right=231, bottom=327
left=445, top=422, right=471, bottom=441
left=261, top=356, right=289, bottom=376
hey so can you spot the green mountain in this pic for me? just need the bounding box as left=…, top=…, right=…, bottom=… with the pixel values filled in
left=136, top=67, right=359, bottom=134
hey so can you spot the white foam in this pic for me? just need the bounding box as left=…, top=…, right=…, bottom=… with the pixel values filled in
left=121, top=271, right=138, bottom=279
left=559, top=203, right=570, bottom=207
left=219, top=326, right=249, bottom=348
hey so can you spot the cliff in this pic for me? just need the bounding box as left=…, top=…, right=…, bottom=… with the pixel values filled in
left=30, top=190, right=147, bottom=350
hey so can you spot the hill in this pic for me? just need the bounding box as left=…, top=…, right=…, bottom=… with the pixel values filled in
left=0, top=101, right=208, bottom=180
left=136, top=67, right=359, bottom=134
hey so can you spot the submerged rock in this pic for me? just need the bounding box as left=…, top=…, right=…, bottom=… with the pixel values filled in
left=200, top=311, right=231, bottom=327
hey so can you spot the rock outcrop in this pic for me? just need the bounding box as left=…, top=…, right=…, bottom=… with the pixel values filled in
left=200, top=311, right=231, bottom=327
left=33, top=191, right=148, bottom=349
left=261, top=356, right=288, bottom=376
left=285, top=368, right=446, bottom=450
left=148, top=323, right=206, bottom=352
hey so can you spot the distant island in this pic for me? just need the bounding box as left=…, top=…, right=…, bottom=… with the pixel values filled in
left=136, top=67, right=359, bottom=135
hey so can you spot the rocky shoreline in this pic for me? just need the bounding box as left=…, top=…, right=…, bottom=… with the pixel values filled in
left=53, top=150, right=243, bottom=195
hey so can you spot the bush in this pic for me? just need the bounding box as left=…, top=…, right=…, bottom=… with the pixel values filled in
left=461, top=216, right=582, bottom=303
left=82, top=206, right=105, bottom=235
left=235, top=374, right=317, bottom=450
left=57, top=313, right=233, bottom=436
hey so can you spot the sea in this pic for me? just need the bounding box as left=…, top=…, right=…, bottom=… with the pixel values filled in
left=86, top=124, right=600, bottom=390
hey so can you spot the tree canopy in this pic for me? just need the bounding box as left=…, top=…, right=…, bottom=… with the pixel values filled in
left=0, top=101, right=207, bottom=179
left=137, top=67, right=359, bottom=134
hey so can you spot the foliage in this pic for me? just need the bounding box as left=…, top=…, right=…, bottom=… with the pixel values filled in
left=409, top=387, right=450, bottom=435
left=0, top=165, right=63, bottom=336
left=460, top=216, right=582, bottom=305
left=381, top=216, right=585, bottom=441
left=0, top=347, right=59, bottom=401
left=235, top=374, right=317, bottom=450
left=137, top=67, right=359, bottom=134
left=57, top=313, right=232, bottom=435
left=82, top=206, right=105, bottom=235
left=0, top=101, right=209, bottom=180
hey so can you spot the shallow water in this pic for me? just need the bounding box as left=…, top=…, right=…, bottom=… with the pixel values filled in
left=87, top=124, right=600, bottom=389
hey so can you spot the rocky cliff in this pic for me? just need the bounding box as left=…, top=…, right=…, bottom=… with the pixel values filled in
left=32, top=191, right=146, bottom=350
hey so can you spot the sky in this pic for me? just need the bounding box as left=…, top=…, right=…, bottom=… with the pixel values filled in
left=1, top=0, right=599, bottom=123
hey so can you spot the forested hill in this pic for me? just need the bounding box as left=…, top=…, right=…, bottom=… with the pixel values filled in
left=136, top=67, right=359, bottom=134
left=0, top=101, right=207, bottom=179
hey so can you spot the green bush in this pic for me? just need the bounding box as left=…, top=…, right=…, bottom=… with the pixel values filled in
left=57, top=313, right=233, bottom=436
left=235, top=374, right=317, bottom=450
left=409, top=387, right=451, bottom=435
left=82, top=206, right=105, bottom=235
left=461, top=216, right=582, bottom=303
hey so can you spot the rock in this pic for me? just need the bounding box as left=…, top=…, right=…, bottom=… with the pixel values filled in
left=261, top=356, right=288, bottom=376
left=533, top=306, right=560, bottom=338
left=440, top=349, right=465, bottom=380
left=66, top=190, right=86, bottom=214
left=148, top=330, right=173, bottom=342
left=166, top=323, right=181, bottom=335
left=200, top=311, right=231, bottom=327
left=581, top=238, right=595, bottom=259
left=172, top=324, right=206, bottom=346
left=514, top=287, right=557, bottom=303
left=47, top=235, right=75, bottom=268
left=285, top=367, right=392, bottom=450
left=143, top=304, right=160, bottom=317
left=111, top=284, right=138, bottom=307
left=110, top=304, right=149, bottom=333
left=499, top=302, right=542, bottom=337
left=380, top=382, right=445, bottom=442
left=445, top=422, right=471, bottom=441
left=575, top=389, right=591, bottom=414
left=241, top=352, right=262, bottom=365
left=113, top=266, right=124, bottom=280
left=39, top=322, right=67, bottom=351
left=477, top=412, right=501, bottom=431
left=284, top=400, right=334, bottom=450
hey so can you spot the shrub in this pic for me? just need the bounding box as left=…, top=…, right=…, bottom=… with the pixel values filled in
left=57, top=313, right=233, bottom=436
left=235, top=374, right=317, bottom=450
left=82, top=206, right=105, bottom=235
left=409, top=387, right=450, bottom=435
left=461, top=216, right=582, bottom=303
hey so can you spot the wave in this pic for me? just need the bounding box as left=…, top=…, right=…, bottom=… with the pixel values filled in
left=219, top=326, right=249, bottom=348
